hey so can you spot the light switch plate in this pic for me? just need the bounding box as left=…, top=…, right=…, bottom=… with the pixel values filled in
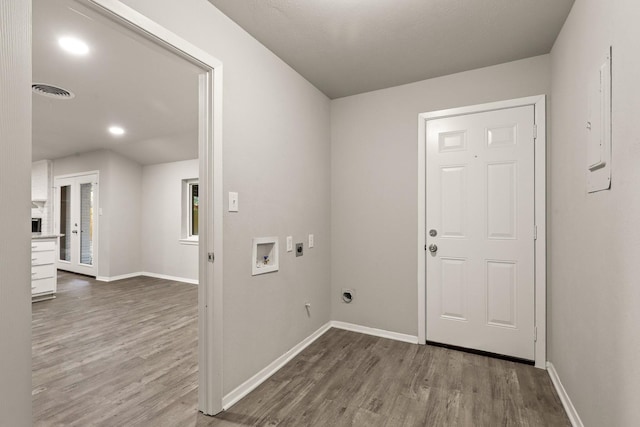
left=228, top=192, right=238, bottom=212
left=286, top=236, right=293, bottom=252
left=308, top=234, right=314, bottom=248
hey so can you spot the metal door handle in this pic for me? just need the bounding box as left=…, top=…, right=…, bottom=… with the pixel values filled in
left=428, top=244, right=438, bottom=253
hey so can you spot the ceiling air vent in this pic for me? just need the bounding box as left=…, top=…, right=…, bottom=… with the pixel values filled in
left=32, top=83, right=75, bottom=100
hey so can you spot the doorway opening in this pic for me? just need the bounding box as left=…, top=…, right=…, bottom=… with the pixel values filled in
left=31, top=0, right=224, bottom=418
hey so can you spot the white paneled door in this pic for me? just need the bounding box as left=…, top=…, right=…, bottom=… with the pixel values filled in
left=54, top=173, right=99, bottom=277
left=426, top=106, right=535, bottom=360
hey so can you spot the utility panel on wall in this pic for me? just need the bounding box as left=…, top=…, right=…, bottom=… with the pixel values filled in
left=586, top=46, right=612, bottom=193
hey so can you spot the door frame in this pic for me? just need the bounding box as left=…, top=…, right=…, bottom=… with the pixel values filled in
left=417, top=95, right=547, bottom=369
left=53, top=170, right=100, bottom=276
left=79, top=0, right=225, bottom=414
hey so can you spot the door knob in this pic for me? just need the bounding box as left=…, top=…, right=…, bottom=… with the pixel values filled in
left=429, top=229, right=438, bottom=237
left=428, top=244, right=438, bottom=253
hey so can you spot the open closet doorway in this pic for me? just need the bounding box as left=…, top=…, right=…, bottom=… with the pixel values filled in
left=31, top=0, right=224, bottom=419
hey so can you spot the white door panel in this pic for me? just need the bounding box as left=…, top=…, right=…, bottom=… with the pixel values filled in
left=426, top=106, right=535, bottom=360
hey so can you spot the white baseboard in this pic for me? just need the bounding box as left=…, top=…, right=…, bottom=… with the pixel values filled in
left=221, top=321, right=419, bottom=411
left=95, top=272, right=197, bottom=285
left=330, top=320, right=419, bottom=344
left=547, top=362, right=584, bottom=427
left=222, top=321, right=332, bottom=410
left=96, top=272, right=142, bottom=282
left=141, top=272, right=198, bottom=285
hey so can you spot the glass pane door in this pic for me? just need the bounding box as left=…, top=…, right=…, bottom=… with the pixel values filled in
left=59, top=185, right=71, bottom=262
left=55, top=174, right=98, bottom=277
left=79, top=182, right=94, bottom=266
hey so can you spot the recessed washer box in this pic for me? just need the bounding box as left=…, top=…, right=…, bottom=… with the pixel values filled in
left=252, top=237, right=279, bottom=276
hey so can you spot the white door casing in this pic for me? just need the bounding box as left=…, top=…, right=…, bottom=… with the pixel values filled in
left=54, top=172, right=99, bottom=277
left=417, top=96, right=547, bottom=368
left=77, top=0, right=225, bottom=414
left=426, top=106, right=535, bottom=360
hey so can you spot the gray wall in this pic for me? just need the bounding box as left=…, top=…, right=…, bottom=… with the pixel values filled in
left=141, top=159, right=199, bottom=281
left=0, top=0, right=33, bottom=425
left=105, top=152, right=143, bottom=277
left=549, top=0, right=640, bottom=425
left=330, top=55, right=551, bottom=336
left=53, top=150, right=143, bottom=279
left=120, top=0, right=332, bottom=394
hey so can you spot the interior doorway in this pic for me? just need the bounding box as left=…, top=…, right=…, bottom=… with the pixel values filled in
left=31, top=0, right=224, bottom=415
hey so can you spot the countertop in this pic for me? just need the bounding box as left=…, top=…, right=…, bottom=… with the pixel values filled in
left=32, top=234, right=63, bottom=240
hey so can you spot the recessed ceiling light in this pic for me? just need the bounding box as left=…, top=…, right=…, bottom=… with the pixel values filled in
left=58, top=36, right=89, bottom=55
left=108, top=126, right=125, bottom=136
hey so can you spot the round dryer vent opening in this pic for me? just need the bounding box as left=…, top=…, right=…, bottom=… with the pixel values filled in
left=32, top=83, right=75, bottom=100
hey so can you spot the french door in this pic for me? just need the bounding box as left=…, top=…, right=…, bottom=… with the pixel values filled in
left=54, top=173, right=99, bottom=277
left=426, top=106, right=536, bottom=360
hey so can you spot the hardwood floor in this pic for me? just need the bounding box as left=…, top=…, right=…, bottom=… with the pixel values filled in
left=33, top=272, right=569, bottom=426
left=32, top=271, right=199, bottom=427
left=203, top=329, right=570, bottom=427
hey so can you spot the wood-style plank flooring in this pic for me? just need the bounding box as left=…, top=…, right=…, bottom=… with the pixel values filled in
left=34, top=272, right=569, bottom=426
left=32, top=271, right=199, bottom=426
left=203, top=329, right=570, bottom=427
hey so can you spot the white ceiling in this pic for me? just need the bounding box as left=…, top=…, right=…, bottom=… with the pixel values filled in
left=209, top=0, right=574, bottom=99
left=33, top=0, right=201, bottom=165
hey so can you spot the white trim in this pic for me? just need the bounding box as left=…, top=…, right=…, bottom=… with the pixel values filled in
left=547, top=362, right=584, bottom=427
left=95, top=272, right=197, bottom=285
left=533, top=97, right=547, bottom=369
left=83, top=0, right=224, bottom=414
left=417, top=95, right=547, bottom=368
left=179, top=237, right=199, bottom=246
left=96, top=272, right=141, bottom=282
left=417, top=115, right=427, bottom=344
left=83, top=0, right=222, bottom=69
left=331, top=321, right=419, bottom=344
left=222, top=322, right=332, bottom=410
left=53, top=170, right=101, bottom=180
left=142, top=272, right=198, bottom=285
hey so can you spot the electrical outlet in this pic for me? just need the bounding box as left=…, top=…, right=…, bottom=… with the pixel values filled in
left=296, top=243, right=303, bottom=257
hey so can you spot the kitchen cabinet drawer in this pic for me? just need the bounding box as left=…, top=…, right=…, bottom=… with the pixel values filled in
left=32, top=277, right=55, bottom=295
left=32, top=264, right=55, bottom=280
left=32, top=250, right=55, bottom=266
left=32, top=240, right=55, bottom=252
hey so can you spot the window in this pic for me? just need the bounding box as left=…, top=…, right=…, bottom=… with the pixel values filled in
left=181, top=178, right=199, bottom=244
left=189, top=181, right=199, bottom=237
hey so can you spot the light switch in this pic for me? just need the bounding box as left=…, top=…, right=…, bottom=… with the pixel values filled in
left=286, top=236, right=293, bottom=252
left=308, top=234, right=314, bottom=248
left=228, top=192, right=238, bottom=212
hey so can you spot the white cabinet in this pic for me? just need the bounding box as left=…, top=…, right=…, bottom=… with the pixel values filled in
left=32, top=238, right=57, bottom=302
left=32, top=160, right=51, bottom=202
